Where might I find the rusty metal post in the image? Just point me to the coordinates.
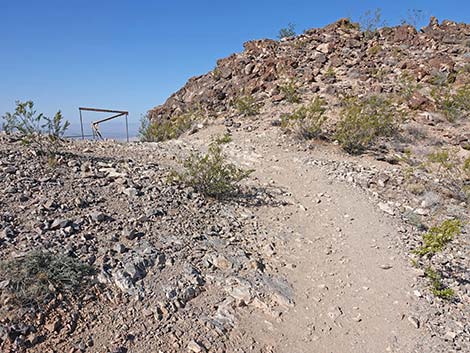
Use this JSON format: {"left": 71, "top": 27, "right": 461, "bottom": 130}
{"left": 79, "top": 109, "right": 84, "bottom": 140}
{"left": 125, "top": 113, "right": 129, "bottom": 142}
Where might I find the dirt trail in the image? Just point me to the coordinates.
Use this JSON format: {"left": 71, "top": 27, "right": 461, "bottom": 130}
{"left": 187, "top": 124, "right": 426, "bottom": 353}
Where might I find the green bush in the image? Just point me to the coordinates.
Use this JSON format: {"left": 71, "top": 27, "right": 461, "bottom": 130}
{"left": 414, "top": 219, "right": 461, "bottom": 256}
{"left": 214, "top": 133, "right": 232, "bottom": 144}
{"left": 324, "top": 67, "right": 336, "bottom": 79}
{"left": 400, "top": 9, "right": 425, "bottom": 29}
{"left": 359, "top": 8, "right": 386, "bottom": 38}
{"left": 335, "top": 95, "right": 401, "bottom": 154}
{"left": 281, "top": 97, "right": 328, "bottom": 139}
{"left": 424, "top": 267, "right": 455, "bottom": 300}
{"left": 139, "top": 112, "right": 194, "bottom": 142}
{"left": 0, "top": 250, "right": 93, "bottom": 308}
{"left": 278, "top": 23, "right": 296, "bottom": 39}
{"left": 2, "top": 101, "right": 69, "bottom": 155}
{"left": 279, "top": 79, "right": 300, "bottom": 103}
{"left": 170, "top": 140, "right": 253, "bottom": 198}
{"left": 431, "top": 84, "right": 470, "bottom": 121}
{"left": 426, "top": 149, "right": 470, "bottom": 201}
{"left": 368, "top": 44, "right": 382, "bottom": 56}
{"left": 397, "top": 72, "right": 422, "bottom": 102}
{"left": 234, "top": 95, "right": 261, "bottom": 117}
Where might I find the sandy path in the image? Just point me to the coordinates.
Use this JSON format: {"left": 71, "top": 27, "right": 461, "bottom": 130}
{"left": 189, "top": 124, "right": 423, "bottom": 353}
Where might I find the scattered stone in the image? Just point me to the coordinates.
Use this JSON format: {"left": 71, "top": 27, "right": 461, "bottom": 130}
{"left": 408, "top": 316, "right": 420, "bottom": 329}
{"left": 188, "top": 340, "right": 207, "bottom": 352}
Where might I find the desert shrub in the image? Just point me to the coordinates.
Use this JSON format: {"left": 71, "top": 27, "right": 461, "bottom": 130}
{"left": 324, "top": 67, "right": 336, "bottom": 79}
{"left": 234, "top": 95, "right": 261, "bottom": 117}
{"left": 279, "top": 79, "right": 300, "bottom": 103}
{"left": 170, "top": 140, "right": 254, "bottom": 198}
{"left": 278, "top": 23, "right": 296, "bottom": 39}
{"left": 335, "top": 95, "right": 402, "bottom": 154}
{"left": 431, "top": 84, "right": 470, "bottom": 121}
{"left": 424, "top": 267, "right": 455, "bottom": 300}
{"left": 414, "top": 219, "right": 461, "bottom": 256}
{"left": 2, "top": 101, "right": 69, "bottom": 155}
{"left": 340, "top": 18, "right": 360, "bottom": 31}
{"left": 368, "top": 44, "right": 382, "bottom": 56}
{"left": 425, "top": 149, "right": 470, "bottom": 201}
{"left": 139, "top": 112, "right": 195, "bottom": 142}
{"left": 0, "top": 250, "right": 93, "bottom": 308}
{"left": 281, "top": 97, "right": 328, "bottom": 139}
{"left": 397, "top": 73, "right": 422, "bottom": 102}
{"left": 429, "top": 71, "right": 452, "bottom": 87}
{"left": 359, "top": 8, "right": 386, "bottom": 38}
{"left": 400, "top": 9, "right": 425, "bottom": 28}
{"left": 214, "top": 133, "right": 232, "bottom": 145}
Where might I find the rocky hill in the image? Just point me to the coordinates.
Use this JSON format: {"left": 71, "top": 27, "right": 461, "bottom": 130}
{"left": 149, "top": 17, "right": 470, "bottom": 157}
{"left": 1, "top": 17, "right": 469, "bottom": 353}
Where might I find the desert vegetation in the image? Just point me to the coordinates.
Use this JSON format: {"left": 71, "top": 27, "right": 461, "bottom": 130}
{"left": 281, "top": 97, "right": 327, "bottom": 139}
{"left": 170, "top": 139, "right": 253, "bottom": 198}
{"left": 335, "top": 95, "right": 402, "bottom": 154}
{"left": 0, "top": 250, "right": 93, "bottom": 309}
{"left": 2, "top": 100, "right": 69, "bottom": 156}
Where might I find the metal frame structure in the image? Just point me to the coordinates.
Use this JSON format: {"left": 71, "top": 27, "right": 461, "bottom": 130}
{"left": 78, "top": 107, "right": 129, "bottom": 142}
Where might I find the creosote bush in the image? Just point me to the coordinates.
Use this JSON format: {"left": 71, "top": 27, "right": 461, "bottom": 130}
{"left": 279, "top": 79, "right": 300, "bottom": 103}
{"left": 234, "top": 95, "right": 261, "bottom": 117}
{"left": 335, "top": 95, "right": 401, "bottom": 154}
{"left": 400, "top": 9, "right": 425, "bottom": 29}
{"left": 426, "top": 149, "right": 470, "bottom": 201}
{"left": 139, "top": 111, "right": 195, "bottom": 142}
{"left": 414, "top": 219, "right": 461, "bottom": 256}
{"left": 2, "top": 101, "right": 70, "bottom": 156}
{"left": 359, "top": 8, "right": 386, "bottom": 38}
{"left": 278, "top": 23, "right": 296, "bottom": 39}
{"left": 397, "top": 72, "right": 422, "bottom": 102}
{"left": 170, "top": 140, "right": 254, "bottom": 198}
{"left": 0, "top": 250, "right": 93, "bottom": 308}
{"left": 214, "top": 133, "right": 232, "bottom": 145}
{"left": 281, "top": 97, "right": 328, "bottom": 139}
{"left": 424, "top": 267, "right": 455, "bottom": 300}
{"left": 431, "top": 84, "right": 470, "bottom": 122}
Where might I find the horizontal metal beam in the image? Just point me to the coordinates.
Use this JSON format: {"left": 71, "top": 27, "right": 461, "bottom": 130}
{"left": 92, "top": 112, "right": 127, "bottom": 125}
{"left": 79, "top": 107, "right": 128, "bottom": 114}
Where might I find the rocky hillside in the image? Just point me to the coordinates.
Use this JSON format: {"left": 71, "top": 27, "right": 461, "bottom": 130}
{"left": 1, "top": 16, "right": 470, "bottom": 353}
{"left": 149, "top": 17, "right": 470, "bottom": 156}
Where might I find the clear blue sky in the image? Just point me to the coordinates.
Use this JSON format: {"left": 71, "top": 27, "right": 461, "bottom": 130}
{"left": 1, "top": 0, "right": 469, "bottom": 138}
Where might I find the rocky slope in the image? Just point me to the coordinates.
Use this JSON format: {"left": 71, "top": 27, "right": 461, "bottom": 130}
{"left": 149, "top": 17, "right": 470, "bottom": 157}
{"left": 1, "top": 16, "right": 469, "bottom": 353}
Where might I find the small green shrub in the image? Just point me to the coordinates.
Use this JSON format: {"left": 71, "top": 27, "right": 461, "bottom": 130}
{"left": 140, "top": 112, "right": 194, "bottom": 142}
{"left": 281, "top": 97, "right": 328, "bottom": 139}
{"left": 400, "top": 9, "right": 425, "bottom": 29}
{"left": 2, "top": 101, "right": 69, "bottom": 155}
{"left": 414, "top": 219, "right": 461, "bottom": 256}
{"left": 324, "top": 67, "right": 336, "bottom": 79}
{"left": 426, "top": 149, "right": 470, "bottom": 201}
{"left": 431, "top": 84, "right": 470, "bottom": 121}
{"left": 335, "top": 95, "right": 401, "bottom": 154}
{"left": 368, "top": 44, "right": 382, "bottom": 56}
{"left": 424, "top": 267, "right": 455, "bottom": 300}
{"left": 214, "top": 133, "right": 232, "bottom": 144}
{"left": 170, "top": 140, "right": 254, "bottom": 198}
{"left": 234, "top": 95, "right": 261, "bottom": 117}
{"left": 359, "top": 8, "right": 386, "bottom": 38}
{"left": 397, "top": 73, "right": 422, "bottom": 102}
{"left": 278, "top": 23, "right": 296, "bottom": 39}
{"left": 429, "top": 71, "right": 451, "bottom": 87}
{"left": 279, "top": 79, "right": 300, "bottom": 103}
{"left": 0, "top": 250, "right": 93, "bottom": 308}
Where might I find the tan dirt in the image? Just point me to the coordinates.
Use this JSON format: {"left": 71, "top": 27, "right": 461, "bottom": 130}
{"left": 185, "top": 122, "right": 427, "bottom": 353}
